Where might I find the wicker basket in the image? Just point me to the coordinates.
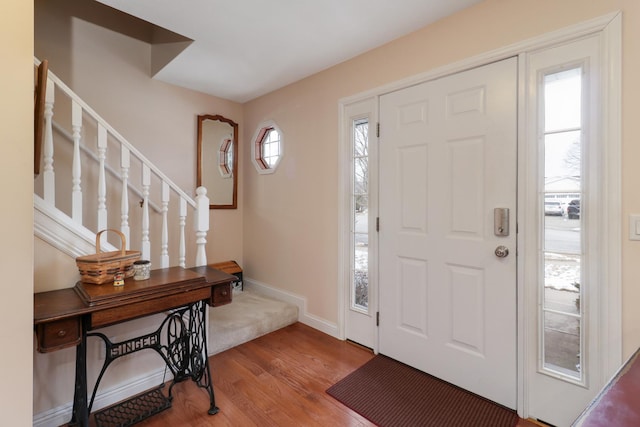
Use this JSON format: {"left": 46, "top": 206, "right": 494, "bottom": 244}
{"left": 76, "top": 229, "right": 141, "bottom": 285}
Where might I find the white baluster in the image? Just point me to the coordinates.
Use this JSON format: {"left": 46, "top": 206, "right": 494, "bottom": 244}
{"left": 120, "top": 146, "right": 130, "bottom": 248}
{"left": 71, "top": 100, "right": 83, "bottom": 223}
{"left": 97, "top": 124, "right": 107, "bottom": 231}
{"left": 179, "top": 197, "right": 187, "bottom": 268}
{"left": 43, "top": 77, "right": 55, "bottom": 204}
{"left": 141, "top": 164, "right": 151, "bottom": 261}
{"left": 194, "top": 186, "right": 209, "bottom": 267}
{"left": 160, "top": 181, "right": 170, "bottom": 268}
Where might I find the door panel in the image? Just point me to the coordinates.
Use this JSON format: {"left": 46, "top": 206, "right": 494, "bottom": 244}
{"left": 379, "top": 57, "right": 518, "bottom": 408}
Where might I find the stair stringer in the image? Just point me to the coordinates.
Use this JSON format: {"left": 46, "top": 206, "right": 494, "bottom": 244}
{"left": 34, "top": 194, "right": 117, "bottom": 258}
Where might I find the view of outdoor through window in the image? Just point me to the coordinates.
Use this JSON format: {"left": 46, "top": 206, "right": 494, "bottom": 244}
{"left": 542, "top": 67, "right": 583, "bottom": 380}
{"left": 352, "top": 119, "right": 369, "bottom": 310}
{"left": 262, "top": 128, "right": 281, "bottom": 168}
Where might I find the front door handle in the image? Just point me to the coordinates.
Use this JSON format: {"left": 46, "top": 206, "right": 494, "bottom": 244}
{"left": 495, "top": 245, "right": 509, "bottom": 258}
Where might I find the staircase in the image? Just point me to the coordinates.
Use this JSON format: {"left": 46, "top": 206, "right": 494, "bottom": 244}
{"left": 32, "top": 58, "right": 299, "bottom": 427}
{"left": 34, "top": 58, "right": 210, "bottom": 270}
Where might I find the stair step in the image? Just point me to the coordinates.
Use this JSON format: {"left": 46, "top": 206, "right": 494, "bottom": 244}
{"left": 208, "top": 291, "right": 298, "bottom": 355}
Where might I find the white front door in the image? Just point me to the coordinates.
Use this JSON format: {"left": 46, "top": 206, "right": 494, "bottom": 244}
{"left": 378, "top": 57, "right": 518, "bottom": 408}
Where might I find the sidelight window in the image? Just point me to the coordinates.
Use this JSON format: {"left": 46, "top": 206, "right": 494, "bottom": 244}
{"left": 352, "top": 118, "right": 369, "bottom": 310}
{"left": 540, "top": 66, "right": 584, "bottom": 381}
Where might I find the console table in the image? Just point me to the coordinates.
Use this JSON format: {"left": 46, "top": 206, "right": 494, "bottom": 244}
{"left": 34, "top": 266, "right": 235, "bottom": 427}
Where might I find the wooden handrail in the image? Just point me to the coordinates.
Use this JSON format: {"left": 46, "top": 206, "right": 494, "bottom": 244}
{"left": 34, "top": 58, "right": 197, "bottom": 208}
{"left": 34, "top": 57, "right": 209, "bottom": 268}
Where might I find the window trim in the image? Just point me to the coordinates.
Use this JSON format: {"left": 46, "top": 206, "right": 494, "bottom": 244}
{"left": 251, "top": 120, "right": 283, "bottom": 174}
{"left": 538, "top": 61, "right": 587, "bottom": 384}
{"left": 520, "top": 18, "right": 621, "bottom": 422}
{"left": 350, "top": 117, "right": 370, "bottom": 314}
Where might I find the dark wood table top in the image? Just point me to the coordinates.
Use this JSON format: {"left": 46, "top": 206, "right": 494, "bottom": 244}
{"left": 189, "top": 265, "right": 238, "bottom": 285}
{"left": 34, "top": 287, "right": 92, "bottom": 324}
{"left": 34, "top": 266, "right": 236, "bottom": 325}
{"left": 74, "top": 266, "right": 206, "bottom": 306}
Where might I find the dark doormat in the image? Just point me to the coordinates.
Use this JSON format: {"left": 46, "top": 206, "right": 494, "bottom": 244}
{"left": 327, "top": 355, "right": 519, "bottom": 427}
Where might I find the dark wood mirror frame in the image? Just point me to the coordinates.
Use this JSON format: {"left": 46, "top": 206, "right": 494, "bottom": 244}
{"left": 197, "top": 114, "right": 238, "bottom": 209}
{"left": 34, "top": 60, "right": 48, "bottom": 175}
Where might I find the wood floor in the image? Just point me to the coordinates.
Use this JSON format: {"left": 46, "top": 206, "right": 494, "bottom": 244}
{"left": 131, "top": 322, "right": 539, "bottom": 427}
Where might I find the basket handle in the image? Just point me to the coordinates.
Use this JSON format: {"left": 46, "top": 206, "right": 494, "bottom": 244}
{"left": 95, "top": 229, "right": 127, "bottom": 255}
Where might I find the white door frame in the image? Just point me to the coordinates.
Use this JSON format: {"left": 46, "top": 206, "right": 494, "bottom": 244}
{"left": 337, "top": 11, "right": 621, "bottom": 418}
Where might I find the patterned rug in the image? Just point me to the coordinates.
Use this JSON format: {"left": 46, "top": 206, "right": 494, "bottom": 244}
{"left": 327, "top": 355, "right": 519, "bottom": 427}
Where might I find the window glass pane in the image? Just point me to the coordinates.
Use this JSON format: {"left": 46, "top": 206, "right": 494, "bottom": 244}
{"left": 544, "top": 68, "right": 581, "bottom": 132}
{"left": 354, "top": 121, "right": 368, "bottom": 157}
{"left": 252, "top": 123, "right": 283, "bottom": 172}
{"left": 544, "top": 131, "right": 581, "bottom": 184}
{"left": 266, "top": 129, "right": 279, "bottom": 144}
{"left": 354, "top": 161, "right": 367, "bottom": 195}
{"left": 544, "top": 211, "right": 581, "bottom": 253}
{"left": 541, "top": 67, "right": 583, "bottom": 381}
{"left": 354, "top": 194, "right": 368, "bottom": 216}
{"left": 260, "top": 129, "right": 281, "bottom": 168}
{"left": 353, "top": 233, "right": 368, "bottom": 309}
{"left": 544, "top": 253, "right": 581, "bottom": 305}
{"left": 352, "top": 119, "right": 369, "bottom": 311}
{"left": 543, "top": 311, "right": 581, "bottom": 376}
{"left": 353, "top": 269, "right": 368, "bottom": 309}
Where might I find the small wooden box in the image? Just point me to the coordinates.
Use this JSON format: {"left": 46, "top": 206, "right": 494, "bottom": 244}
{"left": 209, "top": 260, "right": 243, "bottom": 291}
{"left": 189, "top": 264, "right": 239, "bottom": 307}
{"left": 211, "top": 282, "right": 232, "bottom": 307}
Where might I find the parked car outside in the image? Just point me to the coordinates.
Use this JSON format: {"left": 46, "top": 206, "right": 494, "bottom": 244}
{"left": 545, "top": 201, "right": 564, "bottom": 216}
{"left": 567, "top": 199, "right": 580, "bottom": 219}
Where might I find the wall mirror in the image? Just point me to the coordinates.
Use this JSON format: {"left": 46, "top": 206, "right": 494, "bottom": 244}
{"left": 197, "top": 114, "right": 238, "bottom": 209}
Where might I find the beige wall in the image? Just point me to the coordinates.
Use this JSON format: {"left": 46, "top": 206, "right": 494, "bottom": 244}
{"left": 1, "top": 0, "right": 34, "bottom": 423}
{"left": 242, "top": 0, "right": 640, "bottom": 356}
{"left": 34, "top": 0, "right": 243, "bottom": 270}
{"left": 34, "top": 0, "right": 244, "bottom": 269}
{"left": 26, "top": 0, "right": 640, "bottom": 419}
{"left": 32, "top": 1, "right": 246, "bottom": 417}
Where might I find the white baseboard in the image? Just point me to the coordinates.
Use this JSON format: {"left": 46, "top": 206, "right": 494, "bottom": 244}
{"left": 244, "top": 277, "right": 340, "bottom": 339}
{"left": 33, "top": 367, "right": 166, "bottom": 427}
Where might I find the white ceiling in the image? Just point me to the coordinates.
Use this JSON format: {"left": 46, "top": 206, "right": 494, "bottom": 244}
{"left": 96, "top": 0, "right": 482, "bottom": 103}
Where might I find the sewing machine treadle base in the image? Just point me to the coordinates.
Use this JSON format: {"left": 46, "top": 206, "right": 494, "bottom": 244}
{"left": 93, "top": 385, "right": 171, "bottom": 427}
